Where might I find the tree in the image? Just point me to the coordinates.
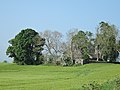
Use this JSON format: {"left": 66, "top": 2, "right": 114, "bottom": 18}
{"left": 95, "top": 21, "right": 118, "bottom": 62}
{"left": 70, "top": 30, "right": 94, "bottom": 64}
{"left": 86, "top": 31, "right": 95, "bottom": 57}
{"left": 66, "top": 29, "right": 78, "bottom": 64}
{"left": 6, "top": 29, "right": 45, "bottom": 65}
{"left": 65, "top": 29, "right": 94, "bottom": 65}
{"left": 40, "top": 30, "right": 63, "bottom": 64}
{"left": 72, "top": 31, "right": 87, "bottom": 63}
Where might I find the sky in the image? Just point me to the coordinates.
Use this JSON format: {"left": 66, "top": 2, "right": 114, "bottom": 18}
{"left": 0, "top": 0, "right": 120, "bottom": 62}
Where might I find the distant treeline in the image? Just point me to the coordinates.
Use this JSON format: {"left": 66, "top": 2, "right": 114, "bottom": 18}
{"left": 6, "top": 21, "right": 120, "bottom": 65}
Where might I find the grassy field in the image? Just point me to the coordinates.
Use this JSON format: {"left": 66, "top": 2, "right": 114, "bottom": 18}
{"left": 0, "top": 63, "right": 120, "bottom": 90}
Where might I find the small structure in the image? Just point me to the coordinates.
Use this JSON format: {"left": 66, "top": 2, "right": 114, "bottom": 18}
{"left": 75, "top": 59, "right": 84, "bottom": 65}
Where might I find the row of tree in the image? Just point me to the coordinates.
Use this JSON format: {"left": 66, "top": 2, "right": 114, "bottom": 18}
{"left": 6, "top": 21, "right": 120, "bottom": 65}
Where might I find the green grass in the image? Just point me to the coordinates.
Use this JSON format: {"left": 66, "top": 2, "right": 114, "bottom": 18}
{"left": 0, "top": 63, "right": 120, "bottom": 90}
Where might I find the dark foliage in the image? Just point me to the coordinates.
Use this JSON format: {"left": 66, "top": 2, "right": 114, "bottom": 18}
{"left": 6, "top": 29, "right": 45, "bottom": 65}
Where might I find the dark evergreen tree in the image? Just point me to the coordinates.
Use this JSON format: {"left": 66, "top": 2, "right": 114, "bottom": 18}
{"left": 6, "top": 29, "right": 45, "bottom": 65}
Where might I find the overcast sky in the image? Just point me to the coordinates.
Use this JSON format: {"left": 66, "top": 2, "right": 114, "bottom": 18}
{"left": 0, "top": 0, "right": 120, "bottom": 62}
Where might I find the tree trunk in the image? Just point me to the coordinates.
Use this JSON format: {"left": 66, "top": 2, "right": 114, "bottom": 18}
{"left": 97, "top": 52, "right": 99, "bottom": 61}
{"left": 71, "top": 41, "right": 75, "bottom": 64}
{"left": 45, "top": 44, "right": 54, "bottom": 57}
{"left": 96, "top": 45, "right": 100, "bottom": 61}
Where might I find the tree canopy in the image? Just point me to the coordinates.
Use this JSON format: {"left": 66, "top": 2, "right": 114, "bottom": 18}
{"left": 95, "top": 22, "right": 119, "bottom": 62}
{"left": 71, "top": 31, "right": 94, "bottom": 63}
{"left": 6, "top": 29, "right": 45, "bottom": 65}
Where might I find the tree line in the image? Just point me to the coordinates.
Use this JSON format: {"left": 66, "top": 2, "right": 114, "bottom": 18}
{"left": 6, "top": 21, "right": 120, "bottom": 65}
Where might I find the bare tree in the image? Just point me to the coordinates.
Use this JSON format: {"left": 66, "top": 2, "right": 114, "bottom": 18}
{"left": 66, "top": 29, "right": 78, "bottom": 64}
{"left": 40, "top": 30, "right": 63, "bottom": 63}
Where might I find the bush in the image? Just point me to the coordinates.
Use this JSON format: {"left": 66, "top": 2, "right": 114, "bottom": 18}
{"left": 81, "top": 81, "right": 101, "bottom": 90}
{"left": 56, "top": 60, "right": 61, "bottom": 65}
{"left": 63, "top": 57, "right": 72, "bottom": 66}
{"left": 3, "top": 60, "right": 8, "bottom": 63}
{"left": 81, "top": 77, "right": 120, "bottom": 90}
{"left": 82, "top": 54, "right": 89, "bottom": 60}
{"left": 113, "top": 77, "right": 120, "bottom": 90}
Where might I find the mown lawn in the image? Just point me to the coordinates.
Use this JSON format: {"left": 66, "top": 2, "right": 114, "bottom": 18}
{"left": 0, "top": 63, "right": 120, "bottom": 90}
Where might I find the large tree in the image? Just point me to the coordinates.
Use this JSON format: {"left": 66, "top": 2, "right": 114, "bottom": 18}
{"left": 95, "top": 22, "right": 118, "bottom": 62}
{"left": 71, "top": 30, "right": 94, "bottom": 64}
{"left": 40, "top": 30, "right": 63, "bottom": 64}
{"left": 6, "top": 29, "right": 45, "bottom": 65}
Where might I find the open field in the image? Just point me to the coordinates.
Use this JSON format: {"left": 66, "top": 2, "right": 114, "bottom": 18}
{"left": 0, "top": 63, "right": 120, "bottom": 90}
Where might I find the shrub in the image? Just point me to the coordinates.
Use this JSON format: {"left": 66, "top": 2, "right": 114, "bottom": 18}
{"left": 56, "top": 61, "right": 61, "bottom": 65}
{"left": 3, "top": 60, "right": 8, "bottom": 63}
{"left": 81, "top": 77, "right": 120, "bottom": 90}
{"left": 81, "top": 81, "right": 101, "bottom": 90}
{"left": 113, "top": 77, "right": 120, "bottom": 90}
{"left": 63, "top": 57, "right": 72, "bottom": 66}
